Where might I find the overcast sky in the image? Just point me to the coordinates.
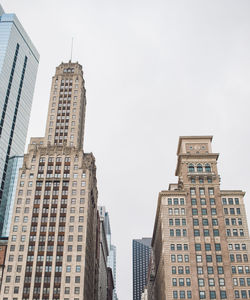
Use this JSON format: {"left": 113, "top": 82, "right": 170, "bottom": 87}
{"left": 2, "top": 1, "right": 250, "bottom": 299}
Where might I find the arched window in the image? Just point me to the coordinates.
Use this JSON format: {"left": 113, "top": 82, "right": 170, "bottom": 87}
{"left": 188, "top": 164, "right": 194, "bottom": 173}
{"left": 197, "top": 164, "right": 203, "bottom": 172}
{"left": 205, "top": 164, "right": 211, "bottom": 173}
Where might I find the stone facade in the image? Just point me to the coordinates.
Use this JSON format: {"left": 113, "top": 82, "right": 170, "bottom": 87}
{"left": 0, "top": 62, "right": 99, "bottom": 299}
{"left": 0, "top": 238, "right": 8, "bottom": 290}
{"left": 149, "top": 136, "right": 250, "bottom": 300}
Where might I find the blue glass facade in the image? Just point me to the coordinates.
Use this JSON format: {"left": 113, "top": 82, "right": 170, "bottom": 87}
{"left": 0, "top": 6, "right": 39, "bottom": 202}
{"left": 0, "top": 155, "right": 23, "bottom": 236}
{"left": 133, "top": 238, "right": 151, "bottom": 300}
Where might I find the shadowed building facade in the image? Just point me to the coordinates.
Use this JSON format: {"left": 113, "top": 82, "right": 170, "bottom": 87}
{"left": 0, "top": 62, "right": 98, "bottom": 299}
{"left": 148, "top": 136, "right": 250, "bottom": 300}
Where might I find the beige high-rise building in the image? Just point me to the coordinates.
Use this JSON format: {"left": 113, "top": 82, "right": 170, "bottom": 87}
{"left": 148, "top": 136, "right": 250, "bottom": 300}
{"left": 0, "top": 62, "right": 99, "bottom": 300}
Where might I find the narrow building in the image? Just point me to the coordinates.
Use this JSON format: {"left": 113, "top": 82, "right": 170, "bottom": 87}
{"left": 133, "top": 238, "right": 151, "bottom": 300}
{"left": 149, "top": 136, "right": 250, "bottom": 300}
{"left": 0, "top": 62, "right": 98, "bottom": 300}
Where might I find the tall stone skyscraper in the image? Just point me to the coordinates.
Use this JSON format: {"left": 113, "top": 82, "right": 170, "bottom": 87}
{"left": 148, "top": 136, "right": 250, "bottom": 300}
{"left": 0, "top": 5, "right": 39, "bottom": 204}
{"left": 133, "top": 238, "right": 151, "bottom": 300}
{"left": 0, "top": 62, "right": 98, "bottom": 299}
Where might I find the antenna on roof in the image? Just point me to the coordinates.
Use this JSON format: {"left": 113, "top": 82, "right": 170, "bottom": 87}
{"left": 70, "top": 37, "right": 74, "bottom": 62}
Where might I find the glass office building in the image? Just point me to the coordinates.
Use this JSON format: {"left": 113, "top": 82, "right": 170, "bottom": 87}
{"left": 0, "top": 5, "right": 39, "bottom": 203}
{"left": 133, "top": 238, "right": 151, "bottom": 300}
{"left": 0, "top": 156, "right": 23, "bottom": 236}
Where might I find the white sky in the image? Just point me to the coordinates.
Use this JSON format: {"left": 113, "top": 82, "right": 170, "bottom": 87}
{"left": 2, "top": 1, "right": 250, "bottom": 299}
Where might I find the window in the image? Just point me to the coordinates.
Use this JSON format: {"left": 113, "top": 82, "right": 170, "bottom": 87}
{"left": 213, "top": 229, "right": 219, "bottom": 236}
{"left": 201, "top": 208, "right": 207, "bottom": 215}
{"left": 210, "top": 198, "right": 215, "bottom": 205}
{"left": 188, "top": 164, "right": 194, "bottom": 172}
{"left": 206, "top": 255, "right": 212, "bottom": 262}
{"left": 197, "top": 164, "right": 203, "bottom": 172}
{"left": 212, "top": 219, "right": 218, "bottom": 226}
{"left": 180, "top": 291, "right": 185, "bottom": 299}
{"left": 199, "top": 188, "right": 205, "bottom": 195}
{"left": 196, "top": 255, "right": 202, "bottom": 262}
{"left": 195, "top": 244, "right": 201, "bottom": 251}
{"left": 199, "top": 291, "right": 206, "bottom": 299}
{"left": 210, "top": 291, "right": 216, "bottom": 299}
{"left": 192, "top": 209, "right": 198, "bottom": 216}
{"left": 200, "top": 198, "right": 206, "bottom": 205}
{"left": 194, "top": 229, "right": 200, "bottom": 236}
{"left": 193, "top": 219, "right": 199, "bottom": 226}
{"left": 202, "top": 219, "right": 208, "bottom": 226}
{"left": 76, "top": 265, "right": 81, "bottom": 272}
{"left": 173, "top": 291, "right": 178, "bottom": 299}
{"left": 211, "top": 208, "right": 217, "bottom": 215}
{"left": 215, "top": 243, "right": 221, "bottom": 251}
{"left": 207, "top": 266, "right": 214, "bottom": 274}
{"left": 220, "top": 291, "right": 227, "bottom": 299}
{"left": 197, "top": 267, "right": 203, "bottom": 274}
{"left": 204, "top": 229, "right": 210, "bottom": 236}
{"left": 216, "top": 255, "right": 222, "bottom": 262}
{"left": 190, "top": 188, "right": 196, "bottom": 195}
{"left": 205, "top": 164, "right": 211, "bottom": 172}
{"left": 208, "top": 188, "right": 214, "bottom": 195}
{"left": 191, "top": 198, "right": 197, "bottom": 205}
{"left": 172, "top": 278, "right": 177, "bottom": 286}
{"left": 205, "top": 243, "right": 211, "bottom": 251}
{"left": 218, "top": 278, "right": 225, "bottom": 286}
{"left": 198, "top": 279, "right": 204, "bottom": 286}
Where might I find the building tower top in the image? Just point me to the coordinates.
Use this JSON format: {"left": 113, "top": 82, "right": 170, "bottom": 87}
{"left": 177, "top": 136, "right": 213, "bottom": 155}
{"left": 44, "top": 61, "right": 86, "bottom": 150}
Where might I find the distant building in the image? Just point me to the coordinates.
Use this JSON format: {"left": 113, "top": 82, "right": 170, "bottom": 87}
{"left": 0, "top": 156, "right": 23, "bottom": 236}
{"left": 98, "top": 217, "right": 109, "bottom": 300}
{"left": 99, "top": 206, "right": 118, "bottom": 300}
{"left": 132, "top": 238, "right": 151, "bottom": 300}
{"left": 107, "top": 267, "right": 114, "bottom": 300}
{"left": 0, "top": 5, "right": 39, "bottom": 204}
